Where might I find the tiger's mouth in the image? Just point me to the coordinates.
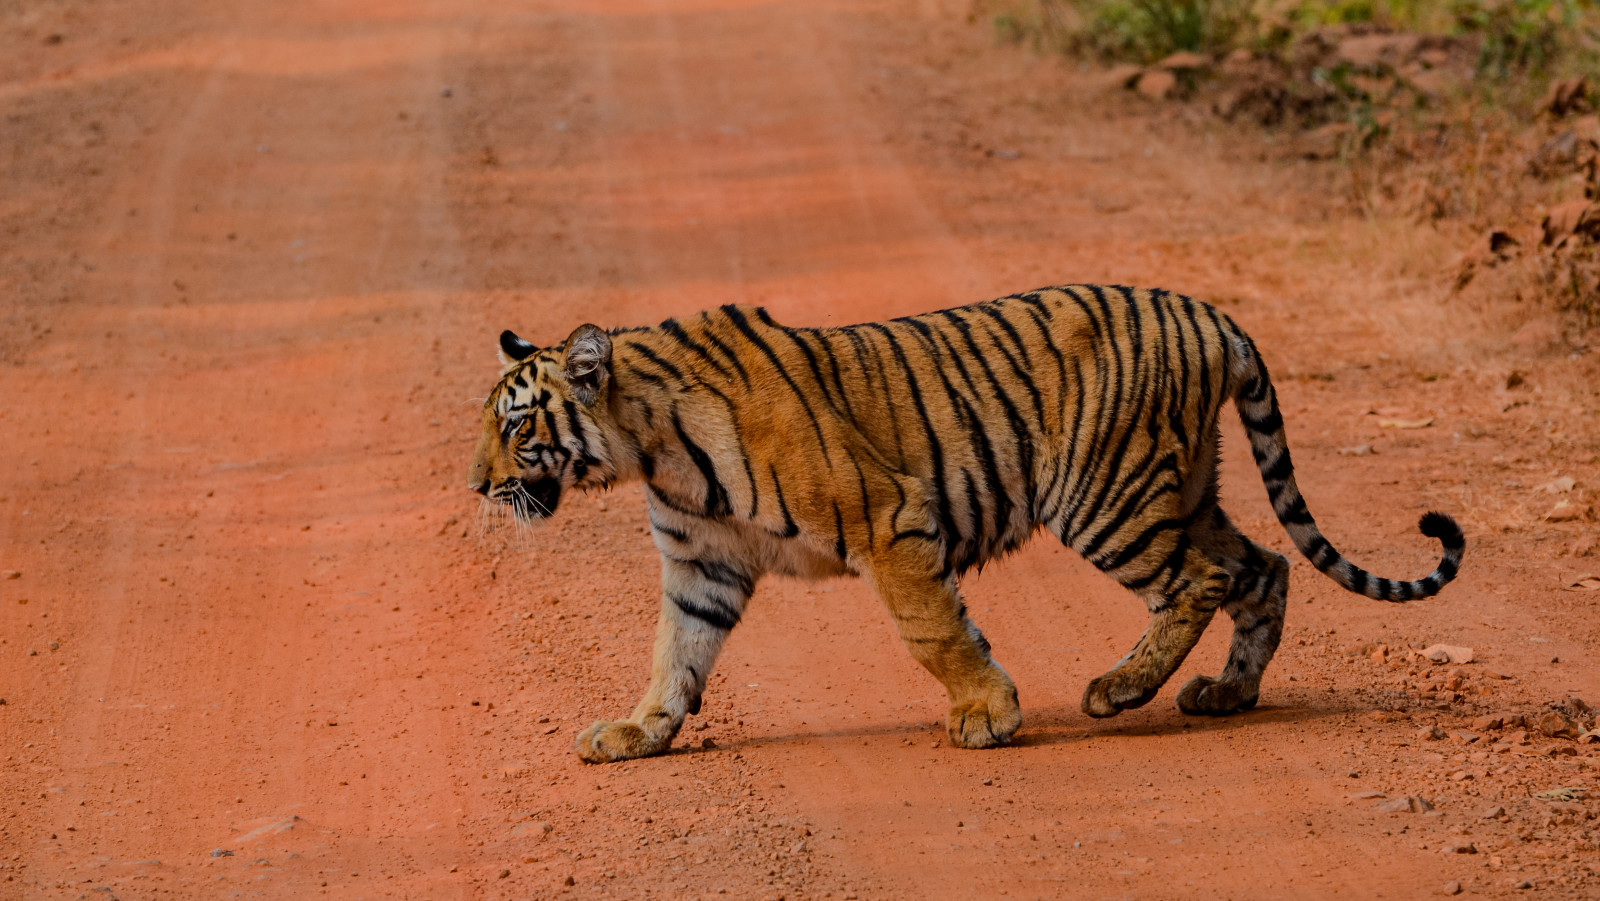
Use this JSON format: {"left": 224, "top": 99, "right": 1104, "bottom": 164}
{"left": 499, "top": 476, "right": 562, "bottom": 521}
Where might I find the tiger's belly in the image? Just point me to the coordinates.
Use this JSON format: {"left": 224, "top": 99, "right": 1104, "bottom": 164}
{"left": 648, "top": 499, "right": 855, "bottom": 582}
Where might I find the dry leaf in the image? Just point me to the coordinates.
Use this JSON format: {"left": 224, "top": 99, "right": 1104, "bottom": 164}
{"left": 1378, "top": 417, "right": 1434, "bottom": 430}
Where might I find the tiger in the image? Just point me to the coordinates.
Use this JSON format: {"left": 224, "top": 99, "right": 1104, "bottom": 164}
{"left": 467, "top": 285, "right": 1464, "bottom": 763}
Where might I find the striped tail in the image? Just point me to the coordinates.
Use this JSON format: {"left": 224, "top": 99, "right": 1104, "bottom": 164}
{"left": 1230, "top": 336, "right": 1464, "bottom": 601}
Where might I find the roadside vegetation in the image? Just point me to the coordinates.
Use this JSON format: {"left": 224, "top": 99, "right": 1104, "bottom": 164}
{"left": 978, "top": 0, "right": 1600, "bottom": 324}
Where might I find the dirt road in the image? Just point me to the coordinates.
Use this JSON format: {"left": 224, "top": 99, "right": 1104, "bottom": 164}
{"left": 4, "top": 0, "right": 1598, "bottom": 898}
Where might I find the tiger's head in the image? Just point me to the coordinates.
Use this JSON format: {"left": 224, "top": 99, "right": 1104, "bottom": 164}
{"left": 468, "top": 324, "right": 616, "bottom": 522}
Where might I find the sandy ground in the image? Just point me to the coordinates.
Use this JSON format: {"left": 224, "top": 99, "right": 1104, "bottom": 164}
{"left": 3, "top": 0, "right": 1600, "bottom": 898}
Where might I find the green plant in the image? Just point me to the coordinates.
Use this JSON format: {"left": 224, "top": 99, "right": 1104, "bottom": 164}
{"left": 1074, "top": 0, "right": 1257, "bottom": 62}
{"left": 1451, "top": 0, "right": 1578, "bottom": 77}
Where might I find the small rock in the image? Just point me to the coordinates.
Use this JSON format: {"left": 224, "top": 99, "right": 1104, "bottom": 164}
{"left": 1101, "top": 63, "right": 1144, "bottom": 91}
{"left": 1471, "top": 715, "right": 1503, "bottom": 731}
{"left": 1564, "top": 573, "right": 1600, "bottom": 590}
{"left": 1422, "top": 644, "right": 1473, "bottom": 664}
{"left": 1537, "top": 711, "right": 1583, "bottom": 739}
{"left": 1136, "top": 70, "right": 1177, "bottom": 101}
{"left": 1536, "top": 476, "right": 1578, "bottom": 494}
{"left": 1443, "top": 880, "right": 1462, "bottom": 895}
{"left": 1545, "top": 500, "right": 1593, "bottom": 523}
{"left": 701, "top": 737, "right": 716, "bottom": 749}
{"left": 1540, "top": 199, "right": 1600, "bottom": 248}
{"left": 1455, "top": 228, "right": 1521, "bottom": 288}
{"left": 499, "top": 869, "right": 511, "bottom": 879}
{"left": 1443, "top": 842, "right": 1477, "bottom": 854}
{"left": 1572, "top": 535, "right": 1599, "bottom": 557}
{"left": 210, "top": 849, "right": 233, "bottom": 858}
{"left": 1379, "top": 416, "right": 1434, "bottom": 430}
{"left": 511, "top": 821, "right": 553, "bottom": 839}
{"left": 1481, "top": 805, "right": 1505, "bottom": 819}
{"left": 1296, "top": 121, "right": 1354, "bottom": 160}
{"left": 2, "top": 570, "right": 19, "bottom": 579}
{"left": 981, "top": 777, "right": 993, "bottom": 786}
{"left": 1155, "top": 51, "right": 1208, "bottom": 71}
{"left": 1419, "top": 724, "right": 1447, "bottom": 741}
{"left": 1450, "top": 731, "right": 1481, "bottom": 744}
{"left": 1514, "top": 880, "right": 1533, "bottom": 889}
{"left": 1377, "top": 796, "right": 1433, "bottom": 813}
{"left": 440, "top": 86, "right": 454, "bottom": 98}
{"left": 989, "top": 148, "right": 1020, "bottom": 161}
{"left": 1338, "top": 444, "right": 1376, "bottom": 457}
{"left": 1541, "top": 76, "right": 1590, "bottom": 118}
{"left": 1352, "top": 791, "right": 1386, "bottom": 799}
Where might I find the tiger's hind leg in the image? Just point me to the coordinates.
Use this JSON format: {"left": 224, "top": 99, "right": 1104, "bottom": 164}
{"left": 1080, "top": 529, "right": 1232, "bottom": 718}
{"left": 870, "top": 541, "right": 1021, "bottom": 749}
{"left": 1175, "top": 506, "right": 1289, "bottom": 716}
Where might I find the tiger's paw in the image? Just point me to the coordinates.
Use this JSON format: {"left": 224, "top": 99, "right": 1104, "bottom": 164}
{"left": 574, "top": 720, "right": 666, "bottom": 763}
{"left": 1175, "top": 675, "right": 1258, "bottom": 717}
{"left": 946, "top": 683, "right": 1022, "bottom": 749}
{"left": 1080, "top": 672, "right": 1159, "bottom": 719}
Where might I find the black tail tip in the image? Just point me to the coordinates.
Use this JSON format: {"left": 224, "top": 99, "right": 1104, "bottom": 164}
{"left": 1418, "top": 511, "right": 1465, "bottom": 550}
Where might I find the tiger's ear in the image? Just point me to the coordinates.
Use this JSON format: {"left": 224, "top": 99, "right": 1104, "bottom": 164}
{"left": 562, "top": 324, "right": 612, "bottom": 406}
{"left": 499, "top": 330, "right": 538, "bottom": 366}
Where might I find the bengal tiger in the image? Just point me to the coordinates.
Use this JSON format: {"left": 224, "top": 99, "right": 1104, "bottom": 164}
{"left": 467, "top": 285, "right": 1464, "bottom": 763}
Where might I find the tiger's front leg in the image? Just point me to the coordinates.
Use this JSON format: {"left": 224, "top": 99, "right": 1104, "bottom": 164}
{"left": 575, "top": 552, "right": 757, "bottom": 763}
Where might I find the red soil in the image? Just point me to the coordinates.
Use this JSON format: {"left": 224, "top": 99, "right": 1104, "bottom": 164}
{"left": 3, "top": 1, "right": 1598, "bottom": 898}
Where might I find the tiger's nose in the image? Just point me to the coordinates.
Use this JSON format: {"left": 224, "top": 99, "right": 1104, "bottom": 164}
{"left": 469, "top": 476, "right": 490, "bottom": 496}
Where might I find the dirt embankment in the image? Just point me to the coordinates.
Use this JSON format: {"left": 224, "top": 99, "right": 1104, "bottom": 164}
{"left": 2, "top": 1, "right": 1598, "bottom": 899}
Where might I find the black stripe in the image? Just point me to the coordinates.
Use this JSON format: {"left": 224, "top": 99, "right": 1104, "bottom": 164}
{"left": 672, "top": 407, "right": 731, "bottom": 517}
{"left": 722, "top": 306, "right": 832, "bottom": 459}
{"left": 768, "top": 464, "right": 800, "bottom": 538}
{"left": 650, "top": 517, "right": 689, "bottom": 543}
{"left": 659, "top": 318, "right": 732, "bottom": 380}
{"left": 627, "top": 341, "right": 687, "bottom": 381}
{"left": 669, "top": 592, "right": 739, "bottom": 631}
{"left": 1240, "top": 406, "right": 1283, "bottom": 435}
{"left": 669, "top": 556, "right": 755, "bottom": 595}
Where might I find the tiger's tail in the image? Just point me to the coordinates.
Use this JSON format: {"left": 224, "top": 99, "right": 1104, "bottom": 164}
{"left": 1228, "top": 332, "right": 1464, "bottom": 601}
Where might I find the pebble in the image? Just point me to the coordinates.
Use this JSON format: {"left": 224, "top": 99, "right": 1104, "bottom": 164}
{"left": 1419, "top": 725, "right": 1447, "bottom": 741}
{"left": 210, "top": 849, "right": 232, "bottom": 858}
{"left": 1481, "top": 806, "right": 1506, "bottom": 819}
{"left": 1443, "top": 881, "right": 1462, "bottom": 895}
{"left": 1377, "top": 796, "right": 1434, "bottom": 813}
{"left": 2, "top": 570, "right": 19, "bottom": 579}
